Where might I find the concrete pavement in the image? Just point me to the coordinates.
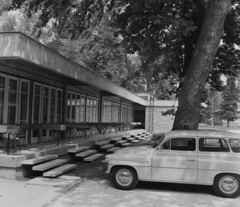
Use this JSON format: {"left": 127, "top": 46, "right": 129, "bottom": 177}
{"left": 0, "top": 176, "right": 81, "bottom": 207}
{"left": 46, "top": 178, "right": 240, "bottom": 207}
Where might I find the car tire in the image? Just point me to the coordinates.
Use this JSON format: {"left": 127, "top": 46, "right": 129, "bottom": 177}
{"left": 213, "top": 174, "right": 240, "bottom": 198}
{"left": 112, "top": 166, "right": 138, "bottom": 190}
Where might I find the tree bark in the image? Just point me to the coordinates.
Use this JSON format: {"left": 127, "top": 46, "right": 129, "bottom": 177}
{"left": 183, "top": 0, "right": 205, "bottom": 77}
{"left": 172, "top": 0, "right": 231, "bottom": 130}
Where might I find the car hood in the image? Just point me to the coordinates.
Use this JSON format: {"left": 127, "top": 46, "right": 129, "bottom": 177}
{"left": 113, "top": 146, "right": 152, "bottom": 155}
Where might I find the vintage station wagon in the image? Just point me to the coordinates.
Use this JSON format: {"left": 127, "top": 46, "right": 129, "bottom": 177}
{"left": 104, "top": 130, "right": 240, "bottom": 198}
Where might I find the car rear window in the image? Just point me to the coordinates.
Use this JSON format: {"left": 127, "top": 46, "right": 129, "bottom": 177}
{"left": 229, "top": 139, "right": 240, "bottom": 153}
{"left": 199, "top": 138, "right": 230, "bottom": 152}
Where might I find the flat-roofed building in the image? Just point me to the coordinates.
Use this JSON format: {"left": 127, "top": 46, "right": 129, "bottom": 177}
{"left": 0, "top": 32, "right": 147, "bottom": 143}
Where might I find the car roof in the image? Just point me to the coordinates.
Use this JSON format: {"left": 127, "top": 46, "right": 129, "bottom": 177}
{"left": 165, "top": 130, "right": 240, "bottom": 139}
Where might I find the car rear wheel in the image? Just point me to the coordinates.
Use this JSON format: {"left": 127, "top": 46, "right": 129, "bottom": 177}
{"left": 112, "top": 166, "right": 138, "bottom": 190}
{"left": 213, "top": 174, "right": 240, "bottom": 198}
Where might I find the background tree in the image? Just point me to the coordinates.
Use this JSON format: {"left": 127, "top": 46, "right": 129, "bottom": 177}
{"left": 46, "top": 18, "right": 144, "bottom": 89}
{"left": 199, "top": 104, "right": 212, "bottom": 124}
{"left": 0, "top": 0, "right": 12, "bottom": 14}
{"left": 0, "top": 8, "right": 55, "bottom": 44}
{"left": 54, "top": 21, "right": 129, "bottom": 86}
{"left": 199, "top": 86, "right": 212, "bottom": 124}
{"left": 220, "top": 76, "right": 239, "bottom": 127}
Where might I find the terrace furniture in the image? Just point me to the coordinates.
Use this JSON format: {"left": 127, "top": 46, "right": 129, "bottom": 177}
{"left": 32, "top": 124, "right": 66, "bottom": 145}
{"left": 0, "top": 125, "right": 20, "bottom": 155}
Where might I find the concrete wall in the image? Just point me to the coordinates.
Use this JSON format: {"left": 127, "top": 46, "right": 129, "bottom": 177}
{"left": 145, "top": 106, "right": 175, "bottom": 133}
{"left": 145, "top": 100, "right": 178, "bottom": 133}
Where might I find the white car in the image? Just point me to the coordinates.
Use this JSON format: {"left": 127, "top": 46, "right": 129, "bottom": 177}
{"left": 104, "top": 130, "right": 240, "bottom": 198}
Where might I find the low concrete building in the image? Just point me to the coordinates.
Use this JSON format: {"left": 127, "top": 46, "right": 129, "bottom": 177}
{"left": 0, "top": 32, "right": 146, "bottom": 144}
{"left": 0, "top": 32, "right": 179, "bottom": 141}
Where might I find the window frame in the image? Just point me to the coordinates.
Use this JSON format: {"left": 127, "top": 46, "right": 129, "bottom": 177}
{"left": 161, "top": 137, "right": 196, "bottom": 152}
{"left": 0, "top": 74, "right": 23, "bottom": 124}
{"left": 228, "top": 139, "right": 240, "bottom": 153}
{"left": 19, "top": 79, "right": 30, "bottom": 124}
{"left": 198, "top": 137, "right": 230, "bottom": 153}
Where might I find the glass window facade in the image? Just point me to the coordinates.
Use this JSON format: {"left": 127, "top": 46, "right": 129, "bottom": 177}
{"left": 121, "top": 105, "right": 133, "bottom": 123}
{"left": 102, "top": 101, "right": 123, "bottom": 123}
{"left": 0, "top": 74, "right": 30, "bottom": 125}
{"left": 67, "top": 91, "right": 87, "bottom": 123}
{"left": 32, "top": 82, "right": 63, "bottom": 138}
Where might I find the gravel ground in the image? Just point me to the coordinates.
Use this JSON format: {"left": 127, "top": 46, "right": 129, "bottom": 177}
{"left": 46, "top": 156, "right": 240, "bottom": 207}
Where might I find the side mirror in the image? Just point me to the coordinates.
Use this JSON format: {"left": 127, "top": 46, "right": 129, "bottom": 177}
{"left": 152, "top": 133, "right": 164, "bottom": 141}
{"left": 151, "top": 136, "right": 158, "bottom": 141}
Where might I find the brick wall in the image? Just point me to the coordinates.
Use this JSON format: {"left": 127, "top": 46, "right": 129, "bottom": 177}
{"left": 145, "top": 106, "right": 175, "bottom": 133}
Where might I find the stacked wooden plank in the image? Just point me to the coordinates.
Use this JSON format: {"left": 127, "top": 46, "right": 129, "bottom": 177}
{"left": 68, "top": 145, "right": 104, "bottom": 162}
{"left": 22, "top": 155, "right": 76, "bottom": 178}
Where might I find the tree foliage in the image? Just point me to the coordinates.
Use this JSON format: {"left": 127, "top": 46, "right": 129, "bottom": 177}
{"left": 0, "top": 0, "right": 12, "bottom": 14}
{"left": 8, "top": 0, "right": 196, "bottom": 92}
{"left": 8, "top": 0, "right": 237, "bottom": 130}
{"left": 220, "top": 76, "right": 239, "bottom": 127}
{"left": 46, "top": 19, "right": 147, "bottom": 90}
{"left": 54, "top": 20, "right": 129, "bottom": 86}
{"left": 10, "top": 0, "right": 239, "bottom": 91}
{"left": 0, "top": 8, "right": 56, "bottom": 44}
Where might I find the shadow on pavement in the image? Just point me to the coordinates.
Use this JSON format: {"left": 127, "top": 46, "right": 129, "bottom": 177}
{"left": 136, "top": 181, "right": 216, "bottom": 196}
{"left": 65, "top": 155, "right": 109, "bottom": 181}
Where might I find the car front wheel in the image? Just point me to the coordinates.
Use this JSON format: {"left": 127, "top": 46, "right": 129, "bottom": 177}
{"left": 213, "top": 174, "right": 240, "bottom": 198}
{"left": 112, "top": 166, "right": 138, "bottom": 190}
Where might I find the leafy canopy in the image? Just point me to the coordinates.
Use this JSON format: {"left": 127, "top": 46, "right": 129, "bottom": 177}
{"left": 9, "top": 0, "right": 240, "bottom": 94}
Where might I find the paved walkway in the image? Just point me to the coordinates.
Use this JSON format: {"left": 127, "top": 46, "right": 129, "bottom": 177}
{"left": 0, "top": 176, "right": 81, "bottom": 207}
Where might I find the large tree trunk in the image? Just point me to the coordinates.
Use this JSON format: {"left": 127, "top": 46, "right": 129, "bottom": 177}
{"left": 172, "top": 0, "right": 231, "bottom": 130}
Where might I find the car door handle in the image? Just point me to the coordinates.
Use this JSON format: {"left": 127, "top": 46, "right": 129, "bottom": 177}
{"left": 186, "top": 159, "right": 196, "bottom": 161}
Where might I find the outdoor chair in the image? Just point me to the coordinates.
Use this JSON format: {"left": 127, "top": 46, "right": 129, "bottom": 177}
{"left": 2, "top": 132, "right": 21, "bottom": 154}
{"left": 17, "top": 128, "right": 26, "bottom": 148}
{"left": 1, "top": 128, "right": 26, "bottom": 154}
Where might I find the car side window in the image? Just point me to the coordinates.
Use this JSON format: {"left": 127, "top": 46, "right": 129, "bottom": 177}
{"left": 199, "top": 138, "right": 230, "bottom": 152}
{"left": 162, "top": 138, "right": 196, "bottom": 151}
{"left": 229, "top": 139, "right": 240, "bottom": 153}
{"left": 171, "top": 138, "right": 196, "bottom": 151}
